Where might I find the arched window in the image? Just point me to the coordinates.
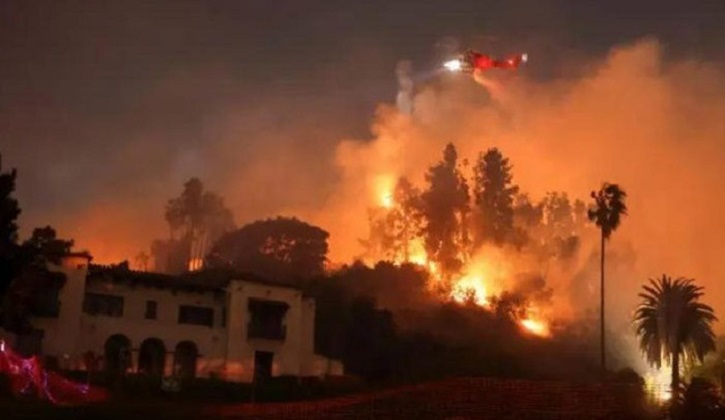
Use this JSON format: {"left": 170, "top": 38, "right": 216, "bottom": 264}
{"left": 104, "top": 334, "right": 131, "bottom": 376}
{"left": 138, "top": 338, "right": 166, "bottom": 377}
{"left": 173, "top": 341, "right": 198, "bottom": 379}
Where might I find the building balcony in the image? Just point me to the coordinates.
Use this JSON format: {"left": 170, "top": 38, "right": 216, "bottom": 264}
{"left": 247, "top": 323, "right": 286, "bottom": 341}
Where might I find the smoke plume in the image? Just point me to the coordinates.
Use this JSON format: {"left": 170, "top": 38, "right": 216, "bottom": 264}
{"left": 321, "top": 38, "right": 725, "bottom": 335}
{"left": 8, "top": 37, "right": 725, "bottom": 339}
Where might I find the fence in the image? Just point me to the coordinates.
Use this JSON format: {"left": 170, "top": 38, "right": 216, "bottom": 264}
{"left": 208, "top": 377, "right": 652, "bottom": 419}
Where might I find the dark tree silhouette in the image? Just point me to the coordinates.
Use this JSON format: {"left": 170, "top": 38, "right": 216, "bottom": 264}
{"left": 305, "top": 274, "right": 401, "bottom": 381}
{"left": 473, "top": 148, "right": 519, "bottom": 246}
{"left": 588, "top": 182, "right": 627, "bottom": 372}
{"left": 3, "top": 226, "right": 74, "bottom": 333}
{"left": 22, "top": 226, "right": 74, "bottom": 266}
{"left": 677, "top": 377, "right": 723, "bottom": 419}
{"left": 208, "top": 217, "right": 329, "bottom": 282}
{"left": 420, "top": 143, "right": 470, "bottom": 279}
{"left": 160, "top": 177, "right": 234, "bottom": 272}
{"left": 0, "top": 153, "right": 21, "bottom": 298}
{"left": 634, "top": 275, "right": 717, "bottom": 404}
{"left": 0, "top": 155, "right": 75, "bottom": 332}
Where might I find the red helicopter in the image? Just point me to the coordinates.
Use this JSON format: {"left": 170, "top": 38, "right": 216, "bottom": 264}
{"left": 444, "top": 50, "right": 528, "bottom": 73}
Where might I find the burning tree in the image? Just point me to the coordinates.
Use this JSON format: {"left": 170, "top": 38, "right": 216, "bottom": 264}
{"left": 540, "top": 192, "right": 580, "bottom": 260}
{"left": 511, "top": 193, "right": 543, "bottom": 250}
{"left": 473, "top": 147, "right": 519, "bottom": 247}
{"left": 154, "top": 177, "right": 235, "bottom": 273}
{"left": 419, "top": 143, "right": 471, "bottom": 280}
{"left": 387, "top": 177, "right": 424, "bottom": 263}
{"left": 362, "top": 177, "right": 424, "bottom": 263}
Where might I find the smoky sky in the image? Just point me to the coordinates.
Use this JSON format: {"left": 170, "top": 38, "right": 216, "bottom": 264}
{"left": 1, "top": 0, "right": 724, "bottom": 262}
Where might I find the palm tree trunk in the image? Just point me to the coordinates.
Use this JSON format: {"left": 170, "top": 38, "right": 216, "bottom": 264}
{"left": 671, "top": 351, "right": 680, "bottom": 404}
{"left": 600, "top": 229, "right": 606, "bottom": 373}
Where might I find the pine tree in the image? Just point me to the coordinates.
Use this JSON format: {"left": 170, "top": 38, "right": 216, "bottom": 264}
{"left": 473, "top": 148, "right": 519, "bottom": 246}
{"left": 420, "top": 143, "right": 470, "bottom": 278}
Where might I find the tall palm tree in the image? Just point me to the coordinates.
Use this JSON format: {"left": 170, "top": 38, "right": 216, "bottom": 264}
{"left": 633, "top": 275, "right": 717, "bottom": 402}
{"left": 588, "top": 182, "right": 627, "bottom": 372}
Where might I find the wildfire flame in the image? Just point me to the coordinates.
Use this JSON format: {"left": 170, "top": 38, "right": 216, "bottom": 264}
{"left": 372, "top": 192, "right": 553, "bottom": 340}
{"left": 380, "top": 193, "right": 394, "bottom": 209}
{"left": 644, "top": 367, "right": 672, "bottom": 403}
{"left": 406, "top": 247, "right": 551, "bottom": 338}
{"left": 451, "top": 273, "right": 489, "bottom": 306}
{"left": 520, "top": 318, "right": 551, "bottom": 337}
{"left": 188, "top": 258, "right": 204, "bottom": 272}
{"left": 375, "top": 176, "right": 396, "bottom": 210}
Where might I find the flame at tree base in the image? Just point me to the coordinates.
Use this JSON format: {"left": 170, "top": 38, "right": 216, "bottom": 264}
{"left": 370, "top": 185, "right": 553, "bottom": 340}
{"left": 379, "top": 239, "right": 553, "bottom": 340}
{"left": 644, "top": 367, "right": 672, "bottom": 403}
{"left": 520, "top": 318, "right": 551, "bottom": 337}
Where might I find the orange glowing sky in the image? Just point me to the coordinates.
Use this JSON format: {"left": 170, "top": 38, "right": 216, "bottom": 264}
{"left": 5, "top": 36, "right": 725, "bottom": 333}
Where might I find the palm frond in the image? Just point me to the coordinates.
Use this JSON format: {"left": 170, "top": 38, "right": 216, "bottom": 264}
{"left": 633, "top": 274, "right": 717, "bottom": 369}
{"left": 588, "top": 183, "right": 628, "bottom": 239}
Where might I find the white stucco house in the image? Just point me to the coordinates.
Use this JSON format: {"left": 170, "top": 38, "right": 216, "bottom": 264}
{"left": 8, "top": 253, "right": 342, "bottom": 383}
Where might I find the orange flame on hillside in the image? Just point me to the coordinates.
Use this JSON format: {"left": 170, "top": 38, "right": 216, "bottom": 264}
{"left": 188, "top": 258, "right": 204, "bottom": 272}
{"left": 375, "top": 221, "right": 552, "bottom": 337}
{"left": 520, "top": 317, "right": 551, "bottom": 337}
{"left": 451, "top": 273, "right": 489, "bottom": 306}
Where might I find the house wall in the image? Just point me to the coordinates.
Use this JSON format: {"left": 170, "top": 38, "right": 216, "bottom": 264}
{"left": 78, "top": 281, "right": 228, "bottom": 377}
{"left": 30, "top": 256, "right": 342, "bottom": 382}
{"left": 225, "top": 280, "right": 310, "bottom": 382}
{"left": 33, "top": 255, "right": 90, "bottom": 362}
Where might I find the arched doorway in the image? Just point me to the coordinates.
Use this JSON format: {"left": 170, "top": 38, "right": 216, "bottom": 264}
{"left": 173, "top": 341, "right": 198, "bottom": 379}
{"left": 138, "top": 338, "right": 166, "bottom": 377}
{"left": 104, "top": 334, "right": 131, "bottom": 376}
